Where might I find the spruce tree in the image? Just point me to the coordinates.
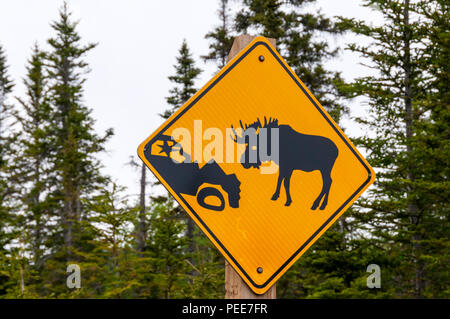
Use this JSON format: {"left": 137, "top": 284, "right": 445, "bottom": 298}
{"left": 234, "top": 0, "right": 347, "bottom": 122}
{"left": 127, "top": 156, "right": 149, "bottom": 254}
{"left": 406, "top": 0, "right": 449, "bottom": 297}
{"left": 136, "top": 163, "right": 147, "bottom": 253}
{"left": 0, "top": 44, "right": 14, "bottom": 142}
{"left": 148, "top": 198, "right": 188, "bottom": 299}
{"left": 84, "top": 183, "right": 139, "bottom": 298}
{"left": 0, "top": 43, "right": 16, "bottom": 296}
{"left": 338, "top": 0, "right": 449, "bottom": 297}
{"left": 0, "top": 44, "right": 15, "bottom": 251}
{"left": 44, "top": 3, "right": 113, "bottom": 265}
{"left": 202, "top": 0, "right": 235, "bottom": 70}
{"left": 160, "top": 39, "right": 202, "bottom": 120}
{"left": 9, "top": 45, "right": 56, "bottom": 299}
{"left": 14, "top": 44, "right": 53, "bottom": 270}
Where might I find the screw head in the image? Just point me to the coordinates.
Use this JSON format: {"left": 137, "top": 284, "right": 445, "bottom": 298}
{"left": 258, "top": 55, "right": 265, "bottom": 62}
{"left": 257, "top": 267, "right": 263, "bottom": 274}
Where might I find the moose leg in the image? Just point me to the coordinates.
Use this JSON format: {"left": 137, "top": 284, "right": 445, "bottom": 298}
{"left": 319, "top": 171, "right": 332, "bottom": 210}
{"left": 271, "top": 173, "right": 283, "bottom": 201}
{"left": 283, "top": 171, "right": 293, "bottom": 206}
{"left": 311, "top": 171, "right": 326, "bottom": 210}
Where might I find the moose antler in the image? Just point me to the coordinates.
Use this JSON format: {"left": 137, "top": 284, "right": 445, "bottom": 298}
{"left": 263, "top": 116, "right": 278, "bottom": 127}
{"left": 230, "top": 124, "right": 246, "bottom": 144}
{"left": 231, "top": 117, "right": 278, "bottom": 143}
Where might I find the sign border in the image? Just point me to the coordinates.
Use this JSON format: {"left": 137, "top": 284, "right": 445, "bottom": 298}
{"left": 138, "top": 37, "right": 375, "bottom": 293}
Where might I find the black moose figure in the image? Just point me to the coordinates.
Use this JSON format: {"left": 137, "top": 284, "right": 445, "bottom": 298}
{"left": 231, "top": 117, "right": 338, "bottom": 210}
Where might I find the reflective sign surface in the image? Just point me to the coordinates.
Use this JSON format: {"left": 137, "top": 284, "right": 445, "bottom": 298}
{"left": 138, "top": 37, "right": 375, "bottom": 294}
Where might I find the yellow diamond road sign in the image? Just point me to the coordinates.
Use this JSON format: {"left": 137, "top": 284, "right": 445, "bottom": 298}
{"left": 138, "top": 36, "right": 375, "bottom": 294}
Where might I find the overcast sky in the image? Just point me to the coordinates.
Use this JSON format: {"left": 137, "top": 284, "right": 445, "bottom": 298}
{"left": 0, "top": 0, "right": 381, "bottom": 200}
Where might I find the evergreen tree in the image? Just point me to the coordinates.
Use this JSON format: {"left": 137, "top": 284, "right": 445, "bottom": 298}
{"left": 338, "top": 0, "right": 449, "bottom": 297}
{"left": 160, "top": 40, "right": 202, "bottom": 120}
{"left": 14, "top": 44, "right": 52, "bottom": 271}
{"left": 136, "top": 163, "right": 148, "bottom": 253}
{"left": 234, "top": 0, "right": 286, "bottom": 39}
{"left": 412, "top": 0, "right": 450, "bottom": 296}
{"left": 126, "top": 156, "right": 149, "bottom": 254}
{"left": 0, "top": 43, "right": 15, "bottom": 296}
{"left": 403, "top": 0, "right": 450, "bottom": 297}
{"left": 235, "top": 0, "right": 347, "bottom": 122}
{"left": 22, "top": 5, "right": 117, "bottom": 296}
{"left": 0, "top": 44, "right": 15, "bottom": 252}
{"left": 44, "top": 3, "right": 113, "bottom": 264}
{"left": 181, "top": 230, "right": 225, "bottom": 298}
{"left": 83, "top": 183, "right": 140, "bottom": 298}
{"left": 148, "top": 198, "right": 188, "bottom": 298}
{"left": 0, "top": 45, "right": 14, "bottom": 140}
{"left": 202, "top": 0, "right": 235, "bottom": 70}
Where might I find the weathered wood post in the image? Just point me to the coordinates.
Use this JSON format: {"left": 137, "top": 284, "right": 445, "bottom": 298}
{"left": 224, "top": 34, "right": 277, "bottom": 300}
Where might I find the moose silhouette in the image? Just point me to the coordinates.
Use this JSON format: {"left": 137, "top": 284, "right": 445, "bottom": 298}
{"left": 231, "top": 117, "right": 338, "bottom": 210}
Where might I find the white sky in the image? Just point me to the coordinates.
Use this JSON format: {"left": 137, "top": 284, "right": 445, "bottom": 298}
{"left": 0, "top": 0, "right": 380, "bottom": 201}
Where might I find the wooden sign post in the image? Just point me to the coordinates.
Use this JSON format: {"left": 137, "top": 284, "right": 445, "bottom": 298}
{"left": 224, "top": 35, "right": 277, "bottom": 300}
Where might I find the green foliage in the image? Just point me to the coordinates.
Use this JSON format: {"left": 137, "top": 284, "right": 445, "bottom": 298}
{"left": 68, "top": 183, "right": 140, "bottom": 298}
{"left": 161, "top": 40, "right": 202, "bottom": 120}
{"left": 234, "top": 0, "right": 347, "bottom": 122}
{"left": 202, "top": 0, "right": 234, "bottom": 69}
{"left": 337, "top": 0, "right": 449, "bottom": 298}
{"left": 147, "top": 199, "right": 189, "bottom": 298}
{"left": 0, "top": 44, "right": 15, "bottom": 253}
{"left": 14, "top": 45, "right": 53, "bottom": 270}
{"left": 181, "top": 227, "right": 225, "bottom": 298}
{"left": 44, "top": 3, "right": 114, "bottom": 261}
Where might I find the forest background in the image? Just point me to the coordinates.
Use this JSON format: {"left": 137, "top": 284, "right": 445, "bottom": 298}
{"left": 0, "top": 0, "right": 448, "bottom": 298}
